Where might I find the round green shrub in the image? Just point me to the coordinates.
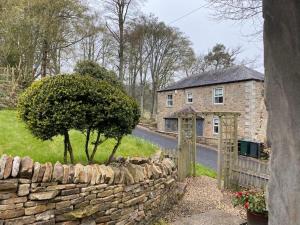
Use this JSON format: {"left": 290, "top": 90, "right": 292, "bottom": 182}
{"left": 18, "top": 74, "right": 140, "bottom": 163}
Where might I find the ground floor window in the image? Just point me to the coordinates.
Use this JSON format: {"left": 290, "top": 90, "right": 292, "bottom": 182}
{"left": 213, "top": 117, "right": 220, "bottom": 134}
{"left": 165, "top": 118, "right": 178, "bottom": 132}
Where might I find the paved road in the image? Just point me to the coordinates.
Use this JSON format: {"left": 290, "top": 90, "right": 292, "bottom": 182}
{"left": 132, "top": 127, "right": 218, "bottom": 170}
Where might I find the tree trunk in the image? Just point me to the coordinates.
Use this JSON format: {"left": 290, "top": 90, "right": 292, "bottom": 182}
{"left": 140, "top": 84, "right": 144, "bottom": 116}
{"left": 64, "top": 131, "right": 74, "bottom": 164}
{"left": 89, "top": 131, "right": 101, "bottom": 164}
{"left": 151, "top": 82, "right": 157, "bottom": 119}
{"left": 263, "top": 1, "right": 300, "bottom": 224}
{"left": 85, "top": 128, "right": 91, "bottom": 161}
{"left": 41, "top": 39, "right": 48, "bottom": 78}
{"left": 64, "top": 134, "right": 68, "bottom": 164}
{"left": 106, "top": 137, "right": 122, "bottom": 165}
{"left": 119, "top": 16, "right": 124, "bottom": 81}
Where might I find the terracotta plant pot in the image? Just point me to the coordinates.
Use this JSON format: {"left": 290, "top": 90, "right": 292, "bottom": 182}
{"left": 247, "top": 210, "right": 268, "bottom": 225}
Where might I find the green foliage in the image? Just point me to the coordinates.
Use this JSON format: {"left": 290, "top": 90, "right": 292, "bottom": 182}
{"left": 204, "top": 43, "right": 236, "bottom": 70}
{"left": 74, "top": 60, "right": 121, "bottom": 87}
{"left": 232, "top": 190, "right": 267, "bottom": 215}
{"left": 0, "top": 110, "right": 157, "bottom": 164}
{"left": 18, "top": 74, "right": 140, "bottom": 163}
{"left": 18, "top": 75, "right": 93, "bottom": 140}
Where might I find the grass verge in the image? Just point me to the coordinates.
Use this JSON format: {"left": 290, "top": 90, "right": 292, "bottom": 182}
{"left": 195, "top": 163, "right": 217, "bottom": 178}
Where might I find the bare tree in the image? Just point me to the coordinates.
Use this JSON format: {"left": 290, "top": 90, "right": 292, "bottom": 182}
{"left": 143, "top": 17, "right": 193, "bottom": 117}
{"left": 104, "top": 0, "right": 143, "bottom": 81}
{"left": 207, "top": 0, "right": 262, "bottom": 21}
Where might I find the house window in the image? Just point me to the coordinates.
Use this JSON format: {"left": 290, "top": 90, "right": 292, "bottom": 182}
{"left": 166, "top": 94, "right": 173, "bottom": 107}
{"left": 213, "top": 117, "right": 220, "bottom": 134}
{"left": 186, "top": 92, "right": 193, "bottom": 103}
{"left": 213, "top": 87, "right": 224, "bottom": 104}
{"left": 165, "top": 118, "right": 178, "bottom": 132}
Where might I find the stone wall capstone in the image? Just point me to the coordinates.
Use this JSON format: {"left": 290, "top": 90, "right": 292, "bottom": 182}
{"left": 0, "top": 155, "right": 181, "bottom": 225}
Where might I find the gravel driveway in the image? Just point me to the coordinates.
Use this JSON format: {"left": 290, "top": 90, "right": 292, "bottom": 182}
{"left": 132, "top": 126, "right": 218, "bottom": 170}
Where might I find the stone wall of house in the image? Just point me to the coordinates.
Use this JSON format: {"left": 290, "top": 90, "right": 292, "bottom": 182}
{"left": 157, "top": 81, "right": 267, "bottom": 144}
{"left": 0, "top": 155, "right": 180, "bottom": 225}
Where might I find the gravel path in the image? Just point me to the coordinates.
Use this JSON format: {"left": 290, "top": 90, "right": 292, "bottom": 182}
{"left": 164, "top": 176, "right": 246, "bottom": 224}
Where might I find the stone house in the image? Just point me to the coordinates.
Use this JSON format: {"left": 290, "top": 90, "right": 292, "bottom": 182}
{"left": 156, "top": 66, "right": 267, "bottom": 146}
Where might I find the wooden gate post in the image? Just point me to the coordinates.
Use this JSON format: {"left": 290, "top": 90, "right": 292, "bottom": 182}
{"left": 216, "top": 113, "right": 239, "bottom": 190}
{"left": 177, "top": 111, "right": 197, "bottom": 181}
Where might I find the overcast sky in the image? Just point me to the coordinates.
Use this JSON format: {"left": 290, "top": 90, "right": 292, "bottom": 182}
{"left": 141, "top": 0, "right": 264, "bottom": 72}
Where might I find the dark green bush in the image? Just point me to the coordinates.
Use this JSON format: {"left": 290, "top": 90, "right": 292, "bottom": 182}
{"left": 74, "top": 60, "right": 121, "bottom": 88}
{"left": 18, "top": 74, "right": 140, "bottom": 164}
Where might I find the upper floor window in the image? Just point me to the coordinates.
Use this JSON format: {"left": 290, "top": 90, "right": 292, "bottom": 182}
{"left": 186, "top": 92, "right": 193, "bottom": 103}
{"left": 166, "top": 94, "right": 173, "bottom": 107}
{"left": 213, "top": 117, "right": 220, "bottom": 134}
{"left": 213, "top": 87, "right": 224, "bottom": 104}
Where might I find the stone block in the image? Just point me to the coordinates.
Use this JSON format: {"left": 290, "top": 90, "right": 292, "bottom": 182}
{"left": 97, "top": 189, "right": 113, "bottom": 198}
{"left": 47, "top": 184, "right": 76, "bottom": 191}
{"left": 0, "top": 179, "right": 18, "bottom": 192}
{"left": 0, "top": 196, "right": 27, "bottom": 204}
{"left": 19, "top": 157, "right": 33, "bottom": 179}
{"left": 4, "top": 215, "right": 35, "bottom": 225}
{"left": 124, "top": 194, "right": 146, "bottom": 207}
{"left": 42, "top": 163, "right": 53, "bottom": 182}
{"left": 62, "top": 165, "right": 70, "bottom": 184}
{"left": 37, "top": 164, "right": 47, "bottom": 182}
{"left": 52, "top": 162, "right": 64, "bottom": 183}
{"left": 54, "top": 205, "right": 73, "bottom": 215}
{"left": 122, "top": 167, "right": 134, "bottom": 185}
{"left": 56, "top": 200, "right": 72, "bottom": 209}
{"left": 35, "top": 210, "right": 55, "bottom": 221}
{"left": 25, "top": 203, "right": 55, "bottom": 216}
{"left": 61, "top": 188, "right": 79, "bottom": 196}
{"left": 0, "top": 155, "right": 8, "bottom": 180}
{"left": 0, "top": 208, "right": 25, "bottom": 219}
{"left": 3, "top": 156, "right": 13, "bottom": 179}
{"left": 29, "top": 190, "right": 59, "bottom": 200}
{"left": 32, "top": 162, "right": 41, "bottom": 183}
{"left": 56, "top": 221, "right": 80, "bottom": 225}
{"left": 18, "top": 184, "right": 30, "bottom": 196}
{"left": 63, "top": 204, "right": 100, "bottom": 219}
{"left": 11, "top": 156, "right": 21, "bottom": 178}
{"left": 74, "top": 164, "right": 84, "bottom": 183}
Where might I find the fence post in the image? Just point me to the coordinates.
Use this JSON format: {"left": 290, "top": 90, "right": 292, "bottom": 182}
{"left": 217, "top": 115, "right": 223, "bottom": 189}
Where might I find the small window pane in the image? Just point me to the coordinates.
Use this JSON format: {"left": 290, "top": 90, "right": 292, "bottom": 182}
{"left": 213, "top": 117, "right": 220, "bottom": 134}
{"left": 214, "top": 87, "right": 224, "bottom": 104}
{"left": 187, "top": 93, "right": 193, "bottom": 103}
{"left": 167, "top": 94, "right": 173, "bottom": 106}
{"left": 165, "top": 118, "right": 178, "bottom": 132}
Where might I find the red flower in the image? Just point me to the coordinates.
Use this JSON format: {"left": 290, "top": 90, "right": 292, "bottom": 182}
{"left": 236, "top": 192, "right": 243, "bottom": 198}
{"left": 244, "top": 202, "right": 249, "bottom": 209}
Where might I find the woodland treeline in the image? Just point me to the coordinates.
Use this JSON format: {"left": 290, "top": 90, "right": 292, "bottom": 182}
{"left": 0, "top": 0, "right": 253, "bottom": 116}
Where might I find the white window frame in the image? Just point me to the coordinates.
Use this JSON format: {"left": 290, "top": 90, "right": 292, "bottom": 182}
{"left": 186, "top": 92, "right": 193, "bottom": 104}
{"left": 213, "top": 87, "right": 224, "bottom": 104}
{"left": 166, "top": 94, "right": 173, "bottom": 107}
{"left": 213, "top": 117, "right": 220, "bottom": 135}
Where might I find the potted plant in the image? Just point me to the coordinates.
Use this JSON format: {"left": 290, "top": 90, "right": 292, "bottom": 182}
{"left": 232, "top": 190, "right": 268, "bottom": 225}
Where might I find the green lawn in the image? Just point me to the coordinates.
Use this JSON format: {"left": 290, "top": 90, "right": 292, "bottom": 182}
{"left": 195, "top": 163, "right": 217, "bottom": 178}
{"left": 0, "top": 110, "right": 158, "bottom": 164}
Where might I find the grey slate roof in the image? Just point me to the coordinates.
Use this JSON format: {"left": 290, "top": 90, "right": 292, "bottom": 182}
{"left": 158, "top": 65, "right": 264, "bottom": 92}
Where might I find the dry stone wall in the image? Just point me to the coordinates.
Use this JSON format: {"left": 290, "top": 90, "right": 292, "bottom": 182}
{"left": 0, "top": 155, "right": 180, "bottom": 225}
